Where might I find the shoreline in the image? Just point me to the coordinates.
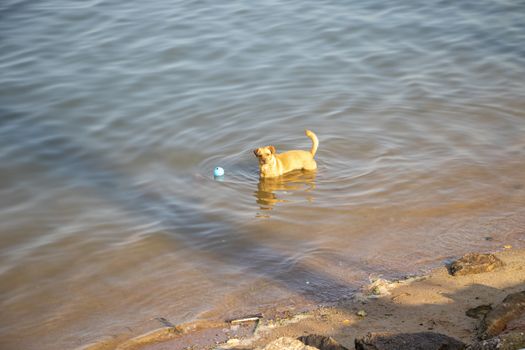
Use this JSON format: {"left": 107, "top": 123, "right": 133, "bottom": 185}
{"left": 78, "top": 246, "right": 525, "bottom": 350}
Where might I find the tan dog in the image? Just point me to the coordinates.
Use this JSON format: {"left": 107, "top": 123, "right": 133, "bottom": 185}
{"left": 254, "top": 130, "right": 318, "bottom": 178}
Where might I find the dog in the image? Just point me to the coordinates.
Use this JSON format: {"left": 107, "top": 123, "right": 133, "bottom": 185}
{"left": 254, "top": 130, "right": 318, "bottom": 178}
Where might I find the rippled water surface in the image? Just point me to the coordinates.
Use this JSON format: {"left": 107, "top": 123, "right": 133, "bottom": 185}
{"left": 1, "top": 0, "right": 525, "bottom": 348}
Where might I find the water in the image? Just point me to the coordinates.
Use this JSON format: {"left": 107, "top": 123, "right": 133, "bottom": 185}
{"left": 1, "top": 0, "right": 525, "bottom": 348}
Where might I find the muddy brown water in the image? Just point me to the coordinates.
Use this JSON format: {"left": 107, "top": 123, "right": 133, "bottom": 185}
{"left": 1, "top": 0, "right": 525, "bottom": 349}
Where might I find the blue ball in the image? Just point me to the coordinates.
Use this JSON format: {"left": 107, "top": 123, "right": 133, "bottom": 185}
{"left": 214, "top": 166, "right": 224, "bottom": 177}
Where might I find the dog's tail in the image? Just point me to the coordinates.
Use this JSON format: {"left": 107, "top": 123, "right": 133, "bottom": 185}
{"left": 305, "top": 129, "right": 318, "bottom": 157}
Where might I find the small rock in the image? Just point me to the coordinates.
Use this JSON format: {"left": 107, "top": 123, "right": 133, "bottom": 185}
{"left": 226, "top": 338, "right": 241, "bottom": 346}
{"left": 467, "top": 331, "right": 525, "bottom": 350}
{"left": 366, "top": 278, "right": 393, "bottom": 297}
{"left": 354, "top": 332, "right": 465, "bottom": 350}
{"left": 479, "top": 291, "right": 525, "bottom": 338}
{"left": 260, "top": 337, "right": 319, "bottom": 350}
{"left": 298, "top": 334, "right": 349, "bottom": 350}
{"left": 352, "top": 293, "right": 369, "bottom": 304}
{"left": 466, "top": 305, "right": 493, "bottom": 319}
{"left": 356, "top": 310, "right": 367, "bottom": 317}
{"left": 506, "top": 313, "right": 525, "bottom": 333}
{"left": 447, "top": 253, "right": 504, "bottom": 276}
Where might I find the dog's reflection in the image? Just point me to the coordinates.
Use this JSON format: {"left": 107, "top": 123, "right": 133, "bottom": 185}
{"left": 254, "top": 170, "right": 316, "bottom": 215}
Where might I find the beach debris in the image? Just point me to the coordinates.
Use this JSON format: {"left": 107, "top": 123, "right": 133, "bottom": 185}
{"left": 503, "top": 245, "right": 512, "bottom": 249}
{"left": 447, "top": 253, "right": 504, "bottom": 276}
{"left": 363, "top": 274, "right": 426, "bottom": 299}
{"left": 355, "top": 332, "right": 465, "bottom": 350}
{"left": 362, "top": 275, "right": 394, "bottom": 298}
{"left": 356, "top": 310, "right": 367, "bottom": 317}
{"left": 224, "top": 338, "right": 241, "bottom": 346}
{"left": 466, "top": 304, "right": 493, "bottom": 319}
{"left": 226, "top": 313, "right": 263, "bottom": 324}
{"left": 369, "top": 279, "right": 391, "bottom": 296}
{"left": 258, "top": 337, "right": 318, "bottom": 350}
{"left": 478, "top": 291, "right": 525, "bottom": 339}
{"left": 154, "top": 317, "right": 176, "bottom": 328}
{"left": 298, "top": 334, "right": 349, "bottom": 350}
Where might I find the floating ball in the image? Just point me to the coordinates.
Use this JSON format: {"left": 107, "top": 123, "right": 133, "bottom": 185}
{"left": 213, "top": 166, "right": 224, "bottom": 177}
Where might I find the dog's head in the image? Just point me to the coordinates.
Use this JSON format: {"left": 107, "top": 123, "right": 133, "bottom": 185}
{"left": 253, "top": 146, "right": 276, "bottom": 165}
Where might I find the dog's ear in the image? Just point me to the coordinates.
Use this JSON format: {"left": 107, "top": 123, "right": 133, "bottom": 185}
{"left": 253, "top": 148, "right": 259, "bottom": 156}
{"left": 269, "top": 145, "right": 276, "bottom": 154}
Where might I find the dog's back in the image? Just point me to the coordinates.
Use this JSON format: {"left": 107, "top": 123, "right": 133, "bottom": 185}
{"left": 276, "top": 150, "right": 314, "bottom": 170}
{"left": 276, "top": 129, "right": 318, "bottom": 172}
{"left": 255, "top": 129, "right": 319, "bottom": 178}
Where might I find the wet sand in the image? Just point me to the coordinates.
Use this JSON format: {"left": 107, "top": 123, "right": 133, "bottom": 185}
{"left": 78, "top": 246, "right": 525, "bottom": 350}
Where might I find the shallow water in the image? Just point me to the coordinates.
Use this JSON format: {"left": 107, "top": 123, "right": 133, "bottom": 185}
{"left": 1, "top": 0, "right": 525, "bottom": 348}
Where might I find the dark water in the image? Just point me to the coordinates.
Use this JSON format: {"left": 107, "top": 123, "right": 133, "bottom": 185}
{"left": 1, "top": 0, "right": 525, "bottom": 348}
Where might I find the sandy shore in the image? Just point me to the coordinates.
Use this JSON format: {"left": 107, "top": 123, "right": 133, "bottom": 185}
{"left": 79, "top": 247, "right": 525, "bottom": 350}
